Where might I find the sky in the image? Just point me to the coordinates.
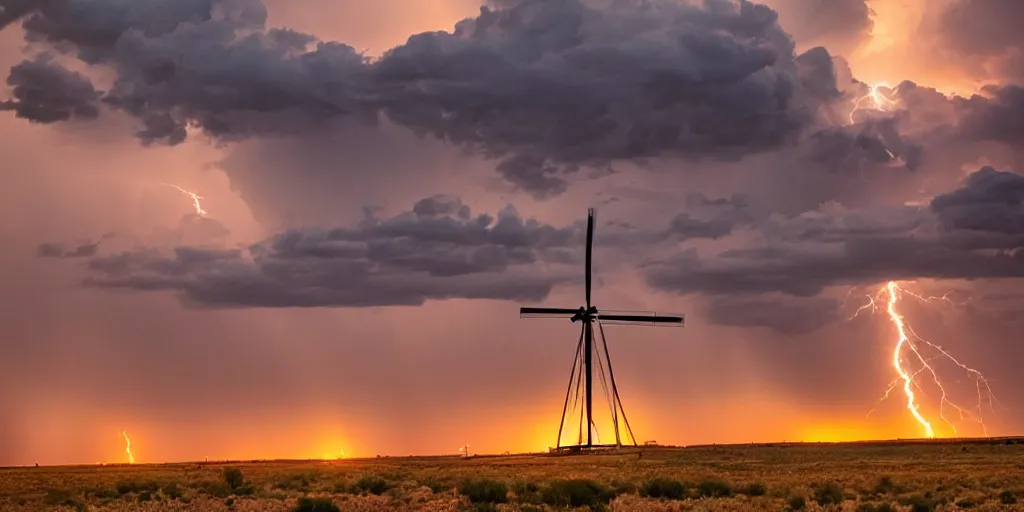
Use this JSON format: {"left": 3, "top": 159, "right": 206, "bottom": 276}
{"left": 0, "top": 0, "right": 1022, "bottom": 466}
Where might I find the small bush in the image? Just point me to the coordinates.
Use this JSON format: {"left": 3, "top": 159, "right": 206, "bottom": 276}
{"left": 223, "top": 467, "right": 245, "bottom": 489}
{"left": 43, "top": 489, "right": 75, "bottom": 506}
{"left": 788, "top": 495, "right": 807, "bottom": 510}
{"left": 640, "top": 478, "right": 687, "bottom": 500}
{"left": 955, "top": 498, "right": 978, "bottom": 509}
{"left": 115, "top": 480, "right": 159, "bottom": 495}
{"left": 610, "top": 480, "right": 636, "bottom": 496}
{"left": 293, "top": 497, "right": 341, "bottom": 512}
{"left": 273, "top": 472, "right": 319, "bottom": 491}
{"left": 898, "top": 494, "right": 936, "bottom": 512}
{"left": 355, "top": 475, "right": 391, "bottom": 495}
{"left": 219, "top": 467, "right": 254, "bottom": 496}
{"left": 541, "top": 479, "right": 614, "bottom": 509}
{"left": 697, "top": 479, "right": 733, "bottom": 498}
{"left": 470, "top": 504, "right": 500, "bottom": 512}
{"left": 421, "top": 476, "right": 453, "bottom": 493}
{"left": 88, "top": 487, "right": 118, "bottom": 499}
{"left": 161, "top": 482, "right": 183, "bottom": 500}
{"left": 1000, "top": 490, "right": 1018, "bottom": 504}
{"left": 458, "top": 478, "right": 508, "bottom": 504}
{"left": 512, "top": 480, "right": 542, "bottom": 504}
{"left": 738, "top": 482, "right": 767, "bottom": 496}
{"left": 874, "top": 476, "right": 896, "bottom": 494}
{"left": 814, "top": 481, "right": 845, "bottom": 506}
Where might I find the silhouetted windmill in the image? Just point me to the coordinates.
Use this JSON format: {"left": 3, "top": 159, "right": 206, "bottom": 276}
{"left": 520, "top": 209, "right": 683, "bottom": 451}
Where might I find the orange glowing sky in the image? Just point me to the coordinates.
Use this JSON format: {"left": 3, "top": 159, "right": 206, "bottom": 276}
{"left": 0, "top": 0, "right": 1021, "bottom": 466}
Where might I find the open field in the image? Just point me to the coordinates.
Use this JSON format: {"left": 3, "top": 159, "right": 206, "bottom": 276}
{"left": 3, "top": 440, "right": 1024, "bottom": 511}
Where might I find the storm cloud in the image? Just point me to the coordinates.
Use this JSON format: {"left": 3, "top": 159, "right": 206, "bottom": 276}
{"left": 0, "top": 0, "right": 854, "bottom": 197}
{"left": 646, "top": 167, "right": 1024, "bottom": 300}
{"left": 54, "top": 198, "right": 584, "bottom": 308}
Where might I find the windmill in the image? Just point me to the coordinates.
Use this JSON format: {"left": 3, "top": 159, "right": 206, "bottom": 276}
{"left": 520, "top": 209, "right": 683, "bottom": 451}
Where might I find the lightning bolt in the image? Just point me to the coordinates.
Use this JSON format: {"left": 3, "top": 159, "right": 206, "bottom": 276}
{"left": 121, "top": 431, "right": 134, "bottom": 464}
{"left": 848, "top": 81, "right": 898, "bottom": 124}
{"left": 159, "top": 183, "right": 207, "bottom": 216}
{"left": 851, "top": 281, "right": 997, "bottom": 438}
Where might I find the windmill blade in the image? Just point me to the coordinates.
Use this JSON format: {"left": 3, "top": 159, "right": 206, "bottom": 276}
{"left": 520, "top": 307, "right": 581, "bottom": 318}
{"left": 585, "top": 208, "right": 594, "bottom": 308}
{"left": 597, "top": 313, "right": 684, "bottom": 326}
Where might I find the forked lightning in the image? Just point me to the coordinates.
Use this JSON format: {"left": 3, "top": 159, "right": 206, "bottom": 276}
{"left": 850, "top": 282, "right": 997, "bottom": 438}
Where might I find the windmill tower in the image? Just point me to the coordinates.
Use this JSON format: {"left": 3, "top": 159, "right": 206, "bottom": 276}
{"left": 520, "top": 209, "right": 683, "bottom": 451}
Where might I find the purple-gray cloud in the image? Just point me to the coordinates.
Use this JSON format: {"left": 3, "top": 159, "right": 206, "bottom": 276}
{"left": 49, "top": 198, "right": 584, "bottom": 308}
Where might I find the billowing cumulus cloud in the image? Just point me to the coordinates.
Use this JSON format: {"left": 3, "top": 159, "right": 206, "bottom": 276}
{"left": 0, "top": 54, "right": 100, "bottom": 123}
{"left": 0, "top": 0, "right": 858, "bottom": 197}
{"left": 51, "top": 198, "right": 584, "bottom": 308}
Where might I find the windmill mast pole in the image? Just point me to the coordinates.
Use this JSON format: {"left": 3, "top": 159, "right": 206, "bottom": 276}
{"left": 584, "top": 318, "right": 593, "bottom": 447}
{"left": 584, "top": 208, "right": 595, "bottom": 448}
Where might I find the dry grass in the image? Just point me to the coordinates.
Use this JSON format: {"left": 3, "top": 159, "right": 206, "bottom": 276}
{"left": 2, "top": 441, "right": 1024, "bottom": 511}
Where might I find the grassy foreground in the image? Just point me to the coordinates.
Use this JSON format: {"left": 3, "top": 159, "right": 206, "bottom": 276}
{"left": 3, "top": 440, "right": 1024, "bottom": 511}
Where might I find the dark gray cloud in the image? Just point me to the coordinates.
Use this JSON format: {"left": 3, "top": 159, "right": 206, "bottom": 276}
{"left": 56, "top": 199, "right": 582, "bottom": 308}
{"left": 664, "top": 193, "right": 756, "bottom": 241}
{"left": 0, "top": 0, "right": 847, "bottom": 198}
{"left": 0, "top": 54, "right": 100, "bottom": 123}
{"left": 956, "top": 85, "right": 1024, "bottom": 145}
{"left": 646, "top": 167, "right": 1024, "bottom": 299}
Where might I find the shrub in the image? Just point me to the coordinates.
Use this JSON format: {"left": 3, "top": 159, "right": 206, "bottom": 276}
{"left": 221, "top": 467, "right": 254, "bottom": 495}
{"left": 541, "top": 479, "right": 614, "bottom": 509}
{"left": 788, "top": 495, "right": 806, "bottom": 510}
{"left": 355, "top": 475, "right": 391, "bottom": 495}
{"left": 421, "top": 476, "right": 453, "bottom": 493}
{"left": 161, "top": 482, "right": 183, "bottom": 500}
{"left": 223, "top": 468, "right": 245, "bottom": 489}
{"left": 814, "top": 481, "right": 845, "bottom": 506}
{"left": 115, "top": 480, "right": 159, "bottom": 495}
{"left": 292, "top": 497, "right": 341, "bottom": 512}
{"left": 640, "top": 478, "right": 687, "bottom": 500}
{"left": 273, "top": 472, "right": 319, "bottom": 491}
{"left": 610, "top": 480, "right": 637, "bottom": 496}
{"left": 873, "top": 476, "right": 895, "bottom": 494}
{"left": 458, "top": 478, "right": 508, "bottom": 504}
{"left": 88, "top": 487, "right": 118, "bottom": 499}
{"left": 738, "top": 482, "right": 767, "bottom": 496}
{"left": 512, "top": 480, "right": 542, "bottom": 504}
{"left": 898, "top": 494, "right": 936, "bottom": 512}
{"left": 697, "top": 479, "right": 733, "bottom": 498}
{"left": 42, "top": 489, "right": 75, "bottom": 506}
{"left": 1000, "top": 490, "right": 1018, "bottom": 504}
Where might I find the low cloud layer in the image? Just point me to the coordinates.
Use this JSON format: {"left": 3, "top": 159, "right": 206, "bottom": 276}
{"left": 646, "top": 167, "right": 1024, "bottom": 301}
{"left": 47, "top": 197, "right": 584, "bottom": 308}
